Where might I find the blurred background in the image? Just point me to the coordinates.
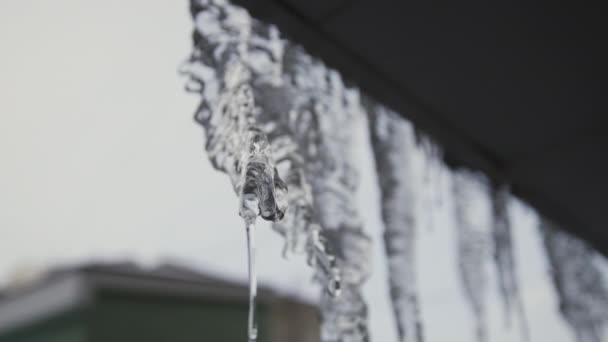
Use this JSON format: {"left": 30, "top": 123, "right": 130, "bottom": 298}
{"left": 0, "top": 1, "right": 598, "bottom": 341}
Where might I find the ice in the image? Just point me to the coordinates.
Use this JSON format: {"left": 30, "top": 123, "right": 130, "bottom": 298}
{"left": 540, "top": 220, "right": 608, "bottom": 342}
{"left": 181, "top": 1, "right": 370, "bottom": 340}
{"left": 452, "top": 170, "right": 490, "bottom": 342}
{"left": 490, "top": 186, "right": 528, "bottom": 341}
{"left": 246, "top": 222, "right": 258, "bottom": 341}
{"left": 368, "top": 104, "right": 424, "bottom": 342}
{"left": 209, "top": 66, "right": 286, "bottom": 342}
{"left": 281, "top": 47, "right": 373, "bottom": 341}
{"left": 180, "top": 2, "right": 608, "bottom": 342}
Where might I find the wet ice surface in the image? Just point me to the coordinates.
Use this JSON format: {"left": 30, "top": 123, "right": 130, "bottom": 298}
{"left": 180, "top": 1, "right": 608, "bottom": 342}
{"left": 211, "top": 72, "right": 285, "bottom": 341}
{"left": 245, "top": 222, "right": 258, "bottom": 341}
{"left": 182, "top": 0, "right": 366, "bottom": 340}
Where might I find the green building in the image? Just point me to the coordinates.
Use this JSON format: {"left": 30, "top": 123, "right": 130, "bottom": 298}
{"left": 0, "top": 263, "right": 319, "bottom": 342}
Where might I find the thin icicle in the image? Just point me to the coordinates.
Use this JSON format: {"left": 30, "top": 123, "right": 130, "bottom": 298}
{"left": 452, "top": 170, "right": 490, "bottom": 342}
{"left": 245, "top": 222, "right": 258, "bottom": 342}
{"left": 491, "top": 185, "right": 528, "bottom": 341}
{"left": 367, "top": 104, "right": 424, "bottom": 342}
{"left": 540, "top": 220, "right": 608, "bottom": 342}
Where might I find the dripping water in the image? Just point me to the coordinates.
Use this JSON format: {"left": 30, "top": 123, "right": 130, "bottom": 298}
{"left": 246, "top": 222, "right": 258, "bottom": 342}
{"left": 452, "top": 170, "right": 490, "bottom": 342}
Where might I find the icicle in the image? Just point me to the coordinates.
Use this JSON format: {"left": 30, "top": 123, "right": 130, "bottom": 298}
{"left": 181, "top": 1, "right": 357, "bottom": 340}
{"left": 491, "top": 185, "right": 528, "bottom": 341}
{"left": 417, "top": 134, "right": 444, "bottom": 230}
{"left": 180, "top": 4, "right": 608, "bottom": 342}
{"left": 269, "top": 139, "right": 343, "bottom": 298}
{"left": 217, "top": 68, "right": 285, "bottom": 342}
{"left": 367, "top": 104, "right": 424, "bottom": 342}
{"left": 540, "top": 220, "right": 608, "bottom": 342}
{"left": 237, "top": 100, "right": 289, "bottom": 341}
{"left": 452, "top": 170, "right": 490, "bottom": 342}
{"left": 245, "top": 222, "right": 258, "bottom": 342}
{"left": 281, "top": 46, "right": 372, "bottom": 342}
{"left": 180, "top": 3, "right": 289, "bottom": 340}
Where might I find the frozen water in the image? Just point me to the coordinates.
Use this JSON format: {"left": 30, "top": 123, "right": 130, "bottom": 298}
{"left": 452, "top": 170, "right": 491, "bottom": 342}
{"left": 540, "top": 220, "right": 608, "bottom": 342}
{"left": 246, "top": 222, "right": 258, "bottom": 341}
{"left": 281, "top": 47, "right": 373, "bottom": 341}
{"left": 491, "top": 186, "right": 529, "bottom": 341}
{"left": 180, "top": 1, "right": 608, "bottom": 342}
{"left": 181, "top": 0, "right": 369, "bottom": 340}
{"left": 368, "top": 104, "right": 424, "bottom": 342}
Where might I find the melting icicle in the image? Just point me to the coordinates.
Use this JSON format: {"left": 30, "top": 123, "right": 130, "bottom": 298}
{"left": 180, "top": 2, "right": 289, "bottom": 338}
{"left": 224, "top": 72, "right": 285, "bottom": 342}
{"left": 367, "top": 104, "right": 424, "bottom": 342}
{"left": 238, "top": 116, "right": 285, "bottom": 341}
{"left": 452, "top": 170, "right": 491, "bottom": 342}
{"left": 280, "top": 46, "right": 372, "bottom": 342}
{"left": 491, "top": 185, "right": 528, "bottom": 341}
{"left": 245, "top": 222, "right": 257, "bottom": 342}
{"left": 181, "top": 1, "right": 358, "bottom": 340}
{"left": 540, "top": 220, "right": 608, "bottom": 342}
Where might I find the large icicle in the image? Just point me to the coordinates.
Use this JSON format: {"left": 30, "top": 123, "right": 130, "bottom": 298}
{"left": 367, "top": 105, "right": 424, "bottom": 342}
{"left": 540, "top": 220, "right": 608, "bottom": 342}
{"left": 181, "top": 1, "right": 371, "bottom": 340}
{"left": 452, "top": 170, "right": 490, "bottom": 342}
{"left": 202, "top": 60, "right": 287, "bottom": 342}
{"left": 491, "top": 186, "right": 528, "bottom": 341}
{"left": 280, "top": 45, "right": 372, "bottom": 341}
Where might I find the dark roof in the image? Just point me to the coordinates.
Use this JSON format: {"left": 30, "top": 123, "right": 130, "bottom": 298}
{"left": 235, "top": 0, "right": 608, "bottom": 255}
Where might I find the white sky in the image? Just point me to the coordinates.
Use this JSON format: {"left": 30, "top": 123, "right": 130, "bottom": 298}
{"left": 0, "top": 1, "right": 576, "bottom": 341}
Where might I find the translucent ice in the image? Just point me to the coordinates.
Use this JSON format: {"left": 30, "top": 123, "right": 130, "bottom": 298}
{"left": 181, "top": 1, "right": 370, "bottom": 340}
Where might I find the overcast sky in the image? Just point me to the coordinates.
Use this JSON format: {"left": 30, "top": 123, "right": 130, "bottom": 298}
{"left": 0, "top": 1, "right": 577, "bottom": 341}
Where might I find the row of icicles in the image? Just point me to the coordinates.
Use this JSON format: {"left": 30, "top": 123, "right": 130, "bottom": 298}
{"left": 180, "top": 1, "right": 608, "bottom": 341}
